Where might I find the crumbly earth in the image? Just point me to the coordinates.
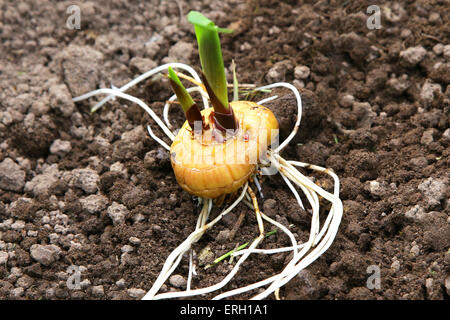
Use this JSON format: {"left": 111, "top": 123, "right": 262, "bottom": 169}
{"left": 0, "top": 0, "right": 448, "bottom": 300}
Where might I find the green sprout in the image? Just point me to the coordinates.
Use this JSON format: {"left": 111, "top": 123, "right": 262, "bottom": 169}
{"left": 242, "top": 88, "right": 271, "bottom": 101}
{"left": 168, "top": 66, "right": 195, "bottom": 113}
{"left": 333, "top": 134, "right": 339, "bottom": 144}
{"left": 187, "top": 11, "right": 239, "bottom": 132}
{"left": 205, "top": 229, "right": 277, "bottom": 269}
{"left": 188, "top": 11, "right": 232, "bottom": 113}
{"left": 167, "top": 66, "right": 203, "bottom": 130}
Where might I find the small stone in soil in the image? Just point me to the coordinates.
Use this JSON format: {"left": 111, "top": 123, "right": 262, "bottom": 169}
{"left": 121, "top": 245, "right": 134, "bottom": 253}
{"left": 80, "top": 194, "right": 109, "bottom": 214}
{"left": 129, "top": 237, "right": 141, "bottom": 246}
{"left": 127, "top": 288, "right": 146, "bottom": 299}
{"left": 418, "top": 177, "right": 448, "bottom": 209}
{"left": 49, "top": 139, "right": 72, "bottom": 156}
{"left": 294, "top": 65, "right": 310, "bottom": 80}
{"left": 263, "top": 199, "right": 277, "bottom": 218}
{"left": 92, "top": 285, "right": 105, "bottom": 297}
{"left": 169, "top": 274, "right": 187, "bottom": 289}
{"left": 0, "top": 158, "right": 26, "bottom": 192}
{"left": 64, "top": 168, "right": 100, "bottom": 194}
{"left": 0, "top": 251, "right": 8, "bottom": 264}
{"left": 107, "top": 202, "right": 130, "bottom": 226}
{"left": 48, "top": 83, "right": 75, "bottom": 117}
{"left": 399, "top": 46, "right": 427, "bottom": 66}
{"left": 29, "top": 244, "right": 61, "bottom": 266}
{"left": 116, "top": 278, "right": 126, "bottom": 289}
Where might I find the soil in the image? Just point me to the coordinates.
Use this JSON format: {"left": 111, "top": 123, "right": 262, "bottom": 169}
{"left": 0, "top": 0, "right": 449, "bottom": 300}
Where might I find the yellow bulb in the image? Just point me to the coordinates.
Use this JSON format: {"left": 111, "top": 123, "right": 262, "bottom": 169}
{"left": 170, "top": 101, "right": 279, "bottom": 199}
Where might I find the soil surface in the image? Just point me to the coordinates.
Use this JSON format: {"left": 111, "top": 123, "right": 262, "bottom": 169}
{"left": 0, "top": 0, "right": 449, "bottom": 300}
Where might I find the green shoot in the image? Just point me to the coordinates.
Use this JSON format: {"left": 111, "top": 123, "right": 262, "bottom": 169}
{"left": 333, "top": 134, "right": 339, "bottom": 144}
{"left": 188, "top": 11, "right": 232, "bottom": 114}
{"left": 168, "top": 67, "right": 195, "bottom": 113}
{"left": 205, "top": 242, "right": 249, "bottom": 270}
{"left": 205, "top": 229, "right": 278, "bottom": 269}
{"left": 265, "top": 229, "right": 278, "bottom": 238}
{"left": 167, "top": 66, "right": 203, "bottom": 130}
{"left": 242, "top": 88, "right": 272, "bottom": 101}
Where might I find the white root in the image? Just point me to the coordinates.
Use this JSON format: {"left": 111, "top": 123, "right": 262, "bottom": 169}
{"left": 186, "top": 250, "right": 194, "bottom": 292}
{"left": 72, "top": 64, "right": 343, "bottom": 300}
{"left": 142, "top": 198, "right": 211, "bottom": 300}
{"left": 237, "top": 198, "right": 301, "bottom": 257}
{"left": 73, "top": 88, "right": 175, "bottom": 141}
{"left": 252, "top": 154, "right": 342, "bottom": 300}
{"left": 213, "top": 152, "right": 342, "bottom": 300}
{"left": 86, "top": 63, "right": 208, "bottom": 113}
{"left": 280, "top": 172, "right": 305, "bottom": 210}
{"left": 254, "top": 82, "right": 302, "bottom": 153}
{"left": 147, "top": 125, "right": 171, "bottom": 151}
{"left": 253, "top": 176, "right": 264, "bottom": 198}
{"left": 212, "top": 156, "right": 321, "bottom": 300}
{"left": 142, "top": 184, "right": 248, "bottom": 300}
{"left": 257, "top": 95, "right": 278, "bottom": 105}
{"left": 186, "top": 199, "right": 211, "bottom": 291}
{"left": 152, "top": 229, "right": 265, "bottom": 300}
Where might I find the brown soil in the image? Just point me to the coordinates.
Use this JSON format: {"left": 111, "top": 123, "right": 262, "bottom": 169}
{"left": 0, "top": 0, "right": 449, "bottom": 300}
